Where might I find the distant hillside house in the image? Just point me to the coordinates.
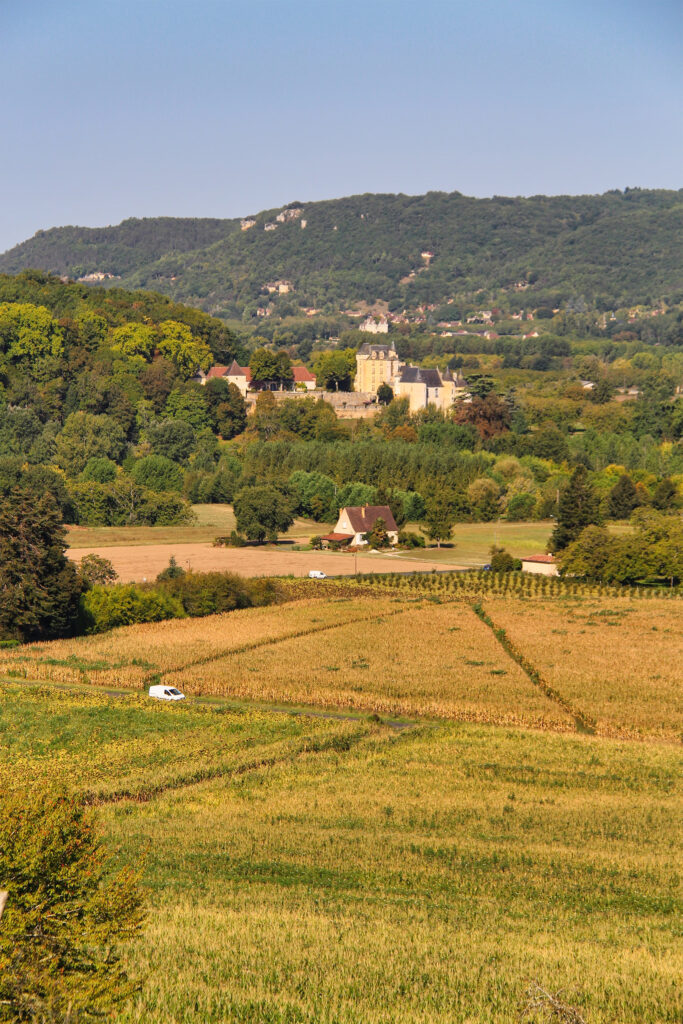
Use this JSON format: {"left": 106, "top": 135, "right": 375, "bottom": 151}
{"left": 276, "top": 207, "right": 304, "bottom": 223}
{"left": 359, "top": 315, "right": 389, "bottom": 334}
{"left": 354, "top": 342, "right": 402, "bottom": 394}
{"left": 322, "top": 505, "right": 399, "bottom": 547}
{"left": 521, "top": 554, "right": 558, "bottom": 577}
{"left": 265, "top": 280, "right": 293, "bottom": 294}
{"left": 292, "top": 365, "right": 317, "bottom": 390}
{"left": 394, "top": 366, "right": 468, "bottom": 413}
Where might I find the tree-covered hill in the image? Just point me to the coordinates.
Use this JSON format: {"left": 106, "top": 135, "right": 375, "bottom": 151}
{"left": 1, "top": 189, "right": 682, "bottom": 317}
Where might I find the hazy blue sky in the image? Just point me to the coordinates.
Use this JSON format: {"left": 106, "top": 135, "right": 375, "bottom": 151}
{"left": 1, "top": 0, "right": 681, "bottom": 251}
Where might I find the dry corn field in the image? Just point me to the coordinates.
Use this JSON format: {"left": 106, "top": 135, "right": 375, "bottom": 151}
{"left": 0, "top": 596, "right": 397, "bottom": 691}
{"left": 167, "top": 601, "right": 573, "bottom": 729}
{"left": 484, "top": 596, "right": 683, "bottom": 741}
{"left": 2, "top": 590, "right": 681, "bottom": 738}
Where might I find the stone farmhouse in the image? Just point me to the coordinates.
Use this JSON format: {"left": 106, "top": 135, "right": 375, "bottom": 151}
{"left": 321, "top": 505, "right": 399, "bottom": 547}
{"left": 521, "top": 555, "right": 559, "bottom": 577}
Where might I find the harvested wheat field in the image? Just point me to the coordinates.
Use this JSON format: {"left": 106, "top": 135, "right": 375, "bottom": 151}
{"left": 67, "top": 543, "right": 460, "bottom": 581}
{"left": 484, "top": 596, "right": 683, "bottom": 740}
{"left": 167, "top": 601, "right": 571, "bottom": 729}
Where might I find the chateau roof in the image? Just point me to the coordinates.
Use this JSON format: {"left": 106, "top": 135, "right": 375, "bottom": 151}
{"left": 398, "top": 366, "right": 443, "bottom": 387}
{"left": 521, "top": 554, "right": 556, "bottom": 564}
{"left": 357, "top": 343, "right": 398, "bottom": 358}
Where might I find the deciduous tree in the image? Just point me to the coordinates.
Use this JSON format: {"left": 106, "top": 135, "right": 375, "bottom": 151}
{"left": 0, "top": 788, "right": 144, "bottom": 1022}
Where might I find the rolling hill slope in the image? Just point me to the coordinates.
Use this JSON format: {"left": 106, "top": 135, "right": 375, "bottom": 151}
{"left": 1, "top": 188, "right": 681, "bottom": 317}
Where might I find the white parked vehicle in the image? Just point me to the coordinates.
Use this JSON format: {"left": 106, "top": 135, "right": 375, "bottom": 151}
{"left": 308, "top": 570, "right": 327, "bottom": 579}
{"left": 149, "top": 685, "right": 186, "bottom": 701}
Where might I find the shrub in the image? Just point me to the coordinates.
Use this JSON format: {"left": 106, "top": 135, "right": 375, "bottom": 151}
{"left": 0, "top": 788, "right": 144, "bottom": 1020}
{"left": 159, "top": 571, "right": 283, "bottom": 616}
{"left": 156, "top": 555, "right": 186, "bottom": 582}
{"left": 80, "top": 584, "right": 185, "bottom": 633}
{"left": 79, "top": 553, "right": 118, "bottom": 587}
{"left": 398, "top": 530, "right": 426, "bottom": 549}
{"left": 213, "top": 530, "right": 246, "bottom": 547}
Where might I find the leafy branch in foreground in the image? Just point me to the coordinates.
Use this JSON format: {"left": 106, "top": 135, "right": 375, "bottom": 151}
{"left": 0, "top": 788, "right": 145, "bottom": 1022}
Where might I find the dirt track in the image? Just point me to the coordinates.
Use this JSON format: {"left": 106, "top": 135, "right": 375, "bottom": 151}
{"left": 68, "top": 543, "right": 463, "bottom": 582}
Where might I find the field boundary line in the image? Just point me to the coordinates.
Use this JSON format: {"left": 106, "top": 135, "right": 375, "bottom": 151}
{"left": 160, "top": 606, "right": 411, "bottom": 681}
{"left": 471, "top": 601, "right": 596, "bottom": 734}
{"left": 82, "top": 726, "right": 371, "bottom": 806}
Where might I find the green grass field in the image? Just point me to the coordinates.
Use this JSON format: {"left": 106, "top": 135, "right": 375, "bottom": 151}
{"left": 66, "top": 508, "right": 554, "bottom": 568}
{"left": 65, "top": 505, "right": 322, "bottom": 548}
{"left": 398, "top": 520, "right": 554, "bottom": 565}
{"left": 1, "top": 681, "right": 680, "bottom": 1024}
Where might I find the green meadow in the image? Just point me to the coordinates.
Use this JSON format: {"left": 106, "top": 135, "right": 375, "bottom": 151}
{"left": 1, "top": 681, "right": 680, "bottom": 1024}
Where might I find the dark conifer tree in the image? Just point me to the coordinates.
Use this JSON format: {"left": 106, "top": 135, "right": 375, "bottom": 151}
{"left": 607, "top": 474, "right": 639, "bottom": 519}
{"left": 550, "top": 466, "right": 601, "bottom": 552}
{"left": 0, "top": 488, "right": 82, "bottom": 641}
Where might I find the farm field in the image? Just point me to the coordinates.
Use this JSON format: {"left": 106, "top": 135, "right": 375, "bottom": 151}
{"left": 1, "top": 683, "right": 680, "bottom": 1023}
{"left": 65, "top": 505, "right": 320, "bottom": 547}
{"left": 484, "top": 596, "right": 683, "bottom": 741}
{"left": 166, "top": 600, "right": 573, "bottom": 729}
{"left": 66, "top": 543, "right": 461, "bottom": 582}
{"left": 398, "top": 520, "right": 554, "bottom": 565}
{"left": 65, "top": 506, "right": 555, "bottom": 578}
{"left": 3, "top": 586, "right": 681, "bottom": 740}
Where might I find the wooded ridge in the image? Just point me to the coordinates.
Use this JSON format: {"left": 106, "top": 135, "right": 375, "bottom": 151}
{"left": 2, "top": 189, "right": 681, "bottom": 318}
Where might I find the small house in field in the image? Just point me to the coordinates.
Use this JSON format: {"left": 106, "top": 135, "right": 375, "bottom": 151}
{"left": 521, "top": 554, "right": 559, "bottom": 577}
{"left": 321, "top": 505, "right": 399, "bottom": 547}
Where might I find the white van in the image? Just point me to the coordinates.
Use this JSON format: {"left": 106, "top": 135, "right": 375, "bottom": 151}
{"left": 149, "top": 685, "right": 185, "bottom": 701}
{"left": 308, "top": 570, "right": 327, "bottom": 579}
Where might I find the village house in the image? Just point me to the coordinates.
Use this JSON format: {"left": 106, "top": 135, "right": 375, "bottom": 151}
{"left": 521, "top": 555, "right": 559, "bottom": 577}
{"left": 322, "top": 505, "right": 399, "bottom": 548}
{"left": 195, "top": 360, "right": 253, "bottom": 397}
{"left": 265, "top": 280, "right": 293, "bottom": 294}
{"left": 198, "top": 361, "right": 316, "bottom": 397}
{"left": 359, "top": 315, "right": 389, "bottom": 334}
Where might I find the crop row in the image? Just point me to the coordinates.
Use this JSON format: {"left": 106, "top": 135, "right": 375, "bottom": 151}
{"left": 349, "top": 570, "right": 683, "bottom": 600}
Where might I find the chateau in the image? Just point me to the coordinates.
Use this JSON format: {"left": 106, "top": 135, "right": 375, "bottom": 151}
{"left": 354, "top": 343, "right": 468, "bottom": 412}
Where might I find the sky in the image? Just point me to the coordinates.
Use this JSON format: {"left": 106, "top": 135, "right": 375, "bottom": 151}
{"left": 1, "top": 0, "right": 681, "bottom": 252}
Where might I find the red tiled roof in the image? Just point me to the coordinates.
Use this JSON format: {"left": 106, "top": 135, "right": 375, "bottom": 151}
{"left": 340, "top": 505, "right": 398, "bottom": 534}
{"left": 320, "top": 533, "right": 352, "bottom": 543}
{"left": 206, "top": 365, "right": 229, "bottom": 379}
{"left": 522, "top": 554, "right": 556, "bottom": 564}
{"left": 292, "top": 365, "right": 316, "bottom": 382}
